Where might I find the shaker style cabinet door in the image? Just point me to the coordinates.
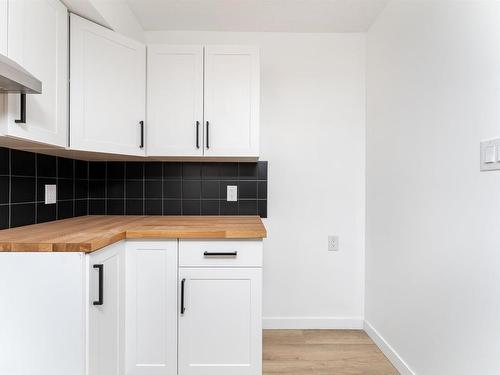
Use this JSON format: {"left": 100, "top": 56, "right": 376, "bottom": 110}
{"left": 88, "top": 242, "right": 125, "bottom": 375}
{"left": 0, "top": 1, "right": 7, "bottom": 55}
{"left": 5, "top": 0, "right": 68, "bottom": 147}
{"left": 147, "top": 45, "right": 204, "bottom": 157}
{"left": 203, "top": 45, "right": 260, "bottom": 157}
{"left": 70, "top": 13, "right": 146, "bottom": 156}
{"left": 125, "top": 241, "right": 178, "bottom": 375}
{"left": 178, "top": 267, "right": 262, "bottom": 375}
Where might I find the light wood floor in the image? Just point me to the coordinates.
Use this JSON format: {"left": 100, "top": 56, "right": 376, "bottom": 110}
{"left": 263, "top": 330, "right": 399, "bottom": 375}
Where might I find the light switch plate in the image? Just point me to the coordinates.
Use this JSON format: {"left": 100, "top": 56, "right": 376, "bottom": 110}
{"left": 484, "top": 146, "right": 496, "bottom": 163}
{"left": 45, "top": 184, "right": 56, "bottom": 204}
{"left": 227, "top": 185, "right": 238, "bottom": 201}
{"left": 480, "top": 138, "right": 500, "bottom": 171}
{"left": 328, "top": 235, "right": 340, "bottom": 251}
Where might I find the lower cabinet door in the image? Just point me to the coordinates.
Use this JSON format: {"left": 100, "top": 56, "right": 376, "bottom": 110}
{"left": 89, "top": 242, "right": 125, "bottom": 375}
{"left": 125, "top": 240, "right": 178, "bottom": 375}
{"left": 178, "top": 268, "right": 262, "bottom": 375}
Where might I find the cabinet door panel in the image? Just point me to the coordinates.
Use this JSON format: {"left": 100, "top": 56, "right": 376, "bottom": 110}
{"left": 89, "top": 242, "right": 125, "bottom": 375}
{"left": 204, "top": 46, "right": 259, "bottom": 157}
{"left": 178, "top": 268, "right": 262, "bottom": 375}
{"left": 6, "top": 0, "right": 68, "bottom": 147}
{"left": 147, "top": 45, "right": 203, "bottom": 156}
{"left": 70, "top": 14, "right": 145, "bottom": 156}
{"left": 126, "top": 241, "right": 178, "bottom": 375}
{"left": 0, "top": 253, "right": 85, "bottom": 375}
{"left": 0, "top": 1, "right": 7, "bottom": 55}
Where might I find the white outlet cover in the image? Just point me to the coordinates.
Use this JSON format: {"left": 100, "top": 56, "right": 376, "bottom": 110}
{"left": 45, "top": 184, "right": 56, "bottom": 204}
{"left": 328, "top": 235, "right": 340, "bottom": 251}
{"left": 227, "top": 185, "right": 238, "bottom": 201}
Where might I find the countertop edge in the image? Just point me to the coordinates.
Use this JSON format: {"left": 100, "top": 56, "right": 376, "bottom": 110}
{"left": 0, "top": 217, "right": 267, "bottom": 253}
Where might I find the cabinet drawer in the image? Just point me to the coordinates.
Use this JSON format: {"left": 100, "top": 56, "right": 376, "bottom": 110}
{"left": 179, "top": 239, "right": 263, "bottom": 267}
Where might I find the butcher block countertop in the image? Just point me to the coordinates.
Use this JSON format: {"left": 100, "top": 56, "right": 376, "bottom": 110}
{"left": 0, "top": 216, "right": 267, "bottom": 253}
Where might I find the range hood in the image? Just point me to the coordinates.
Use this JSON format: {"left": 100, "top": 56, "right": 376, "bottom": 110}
{"left": 0, "top": 53, "right": 41, "bottom": 94}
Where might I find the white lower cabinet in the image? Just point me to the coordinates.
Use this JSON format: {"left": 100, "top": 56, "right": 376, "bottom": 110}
{"left": 0, "top": 239, "right": 262, "bottom": 375}
{"left": 89, "top": 239, "right": 262, "bottom": 375}
{"left": 0, "top": 253, "right": 86, "bottom": 375}
{"left": 88, "top": 241, "right": 125, "bottom": 375}
{"left": 178, "top": 267, "right": 262, "bottom": 375}
{"left": 125, "top": 240, "right": 178, "bottom": 375}
{"left": 177, "top": 239, "right": 263, "bottom": 375}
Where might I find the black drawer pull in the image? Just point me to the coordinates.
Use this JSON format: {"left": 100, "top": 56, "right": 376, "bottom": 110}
{"left": 203, "top": 251, "right": 238, "bottom": 257}
{"left": 93, "top": 264, "right": 104, "bottom": 306}
{"left": 180, "top": 278, "right": 186, "bottom": 314}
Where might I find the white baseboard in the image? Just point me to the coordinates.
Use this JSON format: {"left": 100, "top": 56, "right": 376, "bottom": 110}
{"left": 263, "top": 317, "right": 364, "bottom": 329}
{"left": 364, "top": 321, "right": 416, "bottom": 375}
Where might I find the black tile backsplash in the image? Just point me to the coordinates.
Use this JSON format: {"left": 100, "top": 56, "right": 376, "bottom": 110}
{"left": 89, "top": 162, "right": 106, "bottom": 180}
{"left": 11, "top": 203, "right": 35, "bottom": 227}
{"left": 0, "top": 147, "right": 268, "bottom": 229}
{"left": 11, "top": 150, "right": 35, "bottom": 176}
{"left": 37, "top": 154, "right": 57, "bottom": 177}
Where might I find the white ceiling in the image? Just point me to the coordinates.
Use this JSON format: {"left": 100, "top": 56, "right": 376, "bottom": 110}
{"left": 126, "top": 0, "right": 389, "bottom": 33}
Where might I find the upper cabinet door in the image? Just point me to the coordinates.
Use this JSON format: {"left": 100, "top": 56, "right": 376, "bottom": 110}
{"left": 203, "top": 46, "right": 260, "bottom": 157}
{"left": 147, "top": 45, "right": 204, "bottom": 157}
{"left": 70, "top": 14, "right": 146, "bottom": 156}
{"left": 0, "top": 1, "right": 7, "bottom": 55}
{"left": 6, "top": 0, "right": 68, "bottom": 147}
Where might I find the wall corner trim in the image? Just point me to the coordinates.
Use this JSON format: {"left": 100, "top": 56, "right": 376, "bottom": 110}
{"left": 263, "top": 317, "right": 364, "bottom": 330}
{"left": 364, "top": 320, "right": 416, "bottom": 375}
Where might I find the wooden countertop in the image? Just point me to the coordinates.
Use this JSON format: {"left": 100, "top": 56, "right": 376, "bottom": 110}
{"left": 0, "top": 216, "right": 267, "bottom": 253}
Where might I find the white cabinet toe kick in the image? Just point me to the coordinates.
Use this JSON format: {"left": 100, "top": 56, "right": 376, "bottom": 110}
{"left": 0, "top": 239, "right": 263, "bottom": 375}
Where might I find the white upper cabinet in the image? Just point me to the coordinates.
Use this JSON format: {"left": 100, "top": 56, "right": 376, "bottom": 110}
{"left": 0, "top": 1, "right": 7, "bottom": 55}
{"left": 147, "top": 45, "right": 204, "bottom": 157}
{"left": 147, "top": 45, "right": 260, "bottom": 158}
{"left": 203, "top": 46, "right": 260, "bottom": 157}
{"left": 2, "top": 0, "right": 68, "bottom": 147}
{"left": 70, "top": 14, "right": 146, "bottom": 156}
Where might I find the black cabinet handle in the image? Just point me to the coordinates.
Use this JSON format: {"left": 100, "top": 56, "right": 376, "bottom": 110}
{"left": 196, "top": 121, "right": 200, "bottom": 149}
{"left": 180, "top": 278, "right": 186, "bottom": 314}
{"left": 206, "top": 121, "right": 210, "bottom": 149}
{"left": 93, "top": 264, "right": 104, "bottom": 306}
{"left": 14, "top": 93, "right": 26, "bottom": 124}
{"left": 139, "top": 121, "right": 144, "bottom": 149}
{"left": 203, "top": 251, "right": 238, "bottom": 257}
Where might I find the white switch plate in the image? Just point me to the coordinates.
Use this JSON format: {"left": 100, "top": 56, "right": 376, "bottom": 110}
{"left": 480, "top": 138, "right": 500, "bottom": 171}
{"left": 328, "top": 235, "right": 340, "bottom": 251}
{"left": 484, "top": 146, "right": 496, "bottom": 163}
{"left": 45, "top": 184, "right": 56, "bottom": 204}
{"left": 227, "top": 185, "right": 238, "bottom": 201}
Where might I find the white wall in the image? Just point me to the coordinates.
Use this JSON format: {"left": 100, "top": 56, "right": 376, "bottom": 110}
{"left": 63, "top": 0, "right": 145, "bottom": 42}
{"left": 89, "top": 0, "right": 145, "bottom": 42}
{"left": 366, "top": 1, "right": 500, "bottom": 374}
{"left": 146, "top": 31, "right": 366, "bottom": 328}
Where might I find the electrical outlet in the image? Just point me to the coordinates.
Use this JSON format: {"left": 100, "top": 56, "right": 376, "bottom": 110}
{"left": 227, "top": 185, "right": 238, "bottom": 201}
{"left": 45, "top": 184, "right": 56, "bottom": 204}
{"left": 328, "top": 235, "right": 339, "bottom": 251}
